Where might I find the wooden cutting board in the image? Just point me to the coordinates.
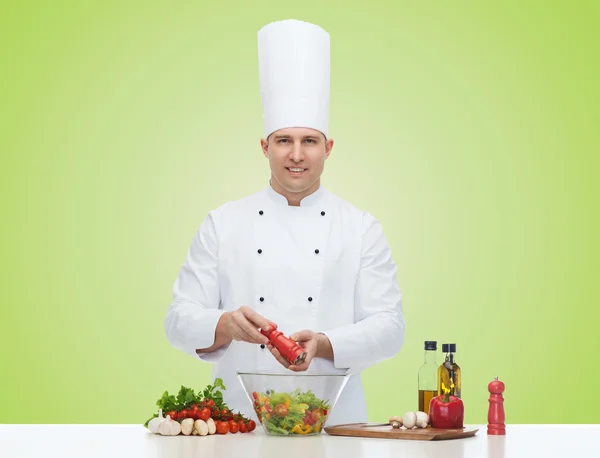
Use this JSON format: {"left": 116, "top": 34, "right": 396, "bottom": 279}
{"left": 324, "top": 423, "right": 479, "bottom": 441}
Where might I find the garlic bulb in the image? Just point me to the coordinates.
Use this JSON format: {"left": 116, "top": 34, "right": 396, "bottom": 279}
{"left": 157, "top": 415, "right": 182, "bottom": 436}
{"left": 181, "top": 418, "right": 194, "bottom": 436}
{"left": 194, "top": 419, "right": 209, "bottom": 436}
{"left": 147, "top": 409, "right": 164, "bottom": 434}
{"left": 206, "top": 418, "right": 216, "bottom": 435}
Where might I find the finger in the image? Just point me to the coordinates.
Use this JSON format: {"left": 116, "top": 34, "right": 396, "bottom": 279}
{"left": 288, "top": 357, "right": 311, "bottom": 371}
{"left": 289, "top": 330, "right": 313, "bottom": 342}
{"left": 267, "top": 344, "right": 290, "bottom": 368}
{"left": 237, "top": 308, "right": 270, "bottom": 344}
{"left": 234, "top": 312, "right": 269, "bottom": 345}
{"left": 242, "top": 306, "right": 273, "bottom": 333}
{"left": 230, "top": 316, "right": 262, "bottom": 343}
{"left": 289, "top": 342, "right": 316, "bottom": 371}
{"left": 230, "top": 327, "right": 255, "bottom": 343}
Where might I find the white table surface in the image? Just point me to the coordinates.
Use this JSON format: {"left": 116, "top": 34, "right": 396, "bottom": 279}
{"left": 1, "top": 424, "right": 599, "bottom": 458}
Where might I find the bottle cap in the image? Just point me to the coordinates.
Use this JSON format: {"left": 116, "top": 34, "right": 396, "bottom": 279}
{"left": 424, "top": 341, "right": 437, "bottom": 350}
{"left": 442, "top": 343, "right": 456, "bottom": 352}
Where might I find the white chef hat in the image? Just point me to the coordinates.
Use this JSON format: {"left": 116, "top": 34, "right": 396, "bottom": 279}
{"left": 257, "top": 19, "right": 330, "bottom": 139}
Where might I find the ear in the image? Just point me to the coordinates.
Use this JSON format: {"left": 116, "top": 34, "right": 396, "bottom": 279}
{"left": 260, "top": 138, "right": 269, "bottom": 158}
{"left": 325, "top": 138, "right": 334, "bottom": 159}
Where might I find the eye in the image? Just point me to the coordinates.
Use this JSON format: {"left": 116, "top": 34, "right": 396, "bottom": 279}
{"left": 278, "top": 139, "right": 288, "bottom": 143}
{"left": 305, "top": 139, "right": 315, "bottom": 143}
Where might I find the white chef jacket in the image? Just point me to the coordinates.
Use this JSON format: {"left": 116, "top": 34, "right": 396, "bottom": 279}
{"left": 164, "top": 184, "right": 405, "bottom": 426}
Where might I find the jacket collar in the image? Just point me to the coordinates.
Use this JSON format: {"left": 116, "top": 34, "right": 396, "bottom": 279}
{"left": 266, "top": 181, "right": 325, "bottom": 207}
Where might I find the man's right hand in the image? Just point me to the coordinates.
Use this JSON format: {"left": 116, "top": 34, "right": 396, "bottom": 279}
{"left": 223, "top": 306, "right": 272, "bottom": 346}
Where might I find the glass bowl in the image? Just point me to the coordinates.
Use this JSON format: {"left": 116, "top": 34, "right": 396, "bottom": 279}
{"left": 236, "top": 371, "right": 349, "bottom": 436}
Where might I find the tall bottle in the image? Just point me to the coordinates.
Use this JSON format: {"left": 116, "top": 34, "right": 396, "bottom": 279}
{"left": 418, "top": 341, "right": 438, "bottom": 414}
{"left": 438, "top": 343, "right": 461, "bottom": 398}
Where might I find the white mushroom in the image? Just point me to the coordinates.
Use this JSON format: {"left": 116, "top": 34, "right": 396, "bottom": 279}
{"left": 389, "top": 416, "right": 403, "bottom": 428}
{"left": 206, "top": 418, "right": 216, "bottom": 435}
{"left": 180, "top": 418, "right": 194, "bottom": 436}
{"left": 194, "top": 419, "right": 209, "bottom": 436}
{"left": 402, "top": 411, "right": 417, "bottom": 429}
{"left": 415, "top": 411, "right": 429, "bottom": 428}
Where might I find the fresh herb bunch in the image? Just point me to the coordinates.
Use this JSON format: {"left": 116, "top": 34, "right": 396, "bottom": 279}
{"left": 144, "top": 378, "right": 250, "bottom": 427}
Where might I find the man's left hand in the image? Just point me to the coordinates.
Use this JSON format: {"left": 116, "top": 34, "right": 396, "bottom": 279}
{"left": 267, "top": 330, "right": 324, "bottom": 372}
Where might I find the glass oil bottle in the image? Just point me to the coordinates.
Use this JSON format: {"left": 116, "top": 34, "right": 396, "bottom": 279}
{"left": 418, "top": 341, "right": 438, "bottom": 414}
{"left": 438, "top": 343, "right": 461, "bottom": 398}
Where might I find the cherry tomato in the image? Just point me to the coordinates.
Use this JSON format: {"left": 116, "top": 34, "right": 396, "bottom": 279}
{"left": 202, "top": 399, "right": 215, "bottom": 407}
{"left": 198, "top": 407, "right": 211, "bottom": 421}
{"left": 228, "top": 420, "right": 239, "bottom": 433}
{"left": 239, "top": 421, "right": 249, "bottom": 433}
{"left": 216, "top": 421, "right": 230, "bottom": 435}
{"left": 248, "top": 420, "right": 256, "bottom": 432}
{"left": 179, "top": 409, "right": 189, "bottom": 420}
{"left": 166, "top": 411, "right": 178, "bottom": 420}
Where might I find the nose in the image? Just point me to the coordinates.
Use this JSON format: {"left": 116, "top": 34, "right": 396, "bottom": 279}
{"left": 289, "top": 142, "right": 305, "bottom": 163}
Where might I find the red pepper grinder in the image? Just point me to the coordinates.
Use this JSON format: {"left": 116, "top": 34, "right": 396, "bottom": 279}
{"left": 260, "top": 322, "right": 306, "bottom": 366}
{"left": 487, "top": 376, "right": 506, "bottom": 435}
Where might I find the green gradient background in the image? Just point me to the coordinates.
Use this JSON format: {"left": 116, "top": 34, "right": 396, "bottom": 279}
{"left": 1, "top": 1, "right": 599, "bottom": 424}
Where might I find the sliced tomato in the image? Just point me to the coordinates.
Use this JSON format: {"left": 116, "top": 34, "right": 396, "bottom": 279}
{"left": 274, "top": 404, "right": 288, "bottom": 417}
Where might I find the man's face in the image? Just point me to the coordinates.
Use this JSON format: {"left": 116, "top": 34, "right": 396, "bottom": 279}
{"left": 260, "top": 127, "right": 334, "bottom": 195}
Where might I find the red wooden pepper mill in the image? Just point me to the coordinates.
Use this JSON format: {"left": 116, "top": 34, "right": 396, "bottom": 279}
{"left": 487, "top": 376, "right": 506, "bottom": 435}
{"left": 260, "top": 322, "right": 306, "bottom": 366}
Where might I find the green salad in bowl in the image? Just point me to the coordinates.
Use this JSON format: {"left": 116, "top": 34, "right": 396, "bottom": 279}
{"left": 237, "top": 371, "right": 349, "bottom": 436}
{"left": 252, "top": 388, "right": 330, "bottom": 435}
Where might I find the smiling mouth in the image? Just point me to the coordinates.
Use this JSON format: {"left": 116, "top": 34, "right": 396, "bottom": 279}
{"left": 286, "top": 167, "right": 307, "bottom": 173}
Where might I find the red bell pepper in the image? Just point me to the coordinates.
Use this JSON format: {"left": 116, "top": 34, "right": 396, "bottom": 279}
{"left": 429, "top": 392, "right": 464, "bottom": 429}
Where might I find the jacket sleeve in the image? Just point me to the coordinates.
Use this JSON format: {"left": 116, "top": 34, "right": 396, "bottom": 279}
{"left": 164, "top": 211, "right": 231, "bottom": 362}
{"left": 321, "top": 212, "right": 405, "bottom": 372}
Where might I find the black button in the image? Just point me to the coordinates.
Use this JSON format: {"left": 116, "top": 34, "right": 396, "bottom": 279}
{"left": 258, "top": 249, "right": 262, "bottom": 254}
{"left": 260, "top": 344, "right": 265, "bottom": 349}
{"left": 321, "top": 211, "right": 325, "bottom": 216}
{"left": 308, "top": 297, "right": 313, "bottom": 302}
{"left": 260, "top": 297, "right": 264, "bottom": 302}
{"left": 315, "top": 249, "right": 319, "bottom": 254}
{"left": 259, "top": 210, "right": 264, "bottom": 215}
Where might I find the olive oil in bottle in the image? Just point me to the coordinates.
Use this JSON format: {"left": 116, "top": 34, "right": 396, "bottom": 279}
{"left": 438, "top": 343, "right": 461, "bottom": 398}
{"left": 418, "top": 341, "right": 438, "bottom": 414}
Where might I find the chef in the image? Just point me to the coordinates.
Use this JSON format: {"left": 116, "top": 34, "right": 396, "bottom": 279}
{"left": 164, "top": 19, "right": 405, "bottom": 426}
